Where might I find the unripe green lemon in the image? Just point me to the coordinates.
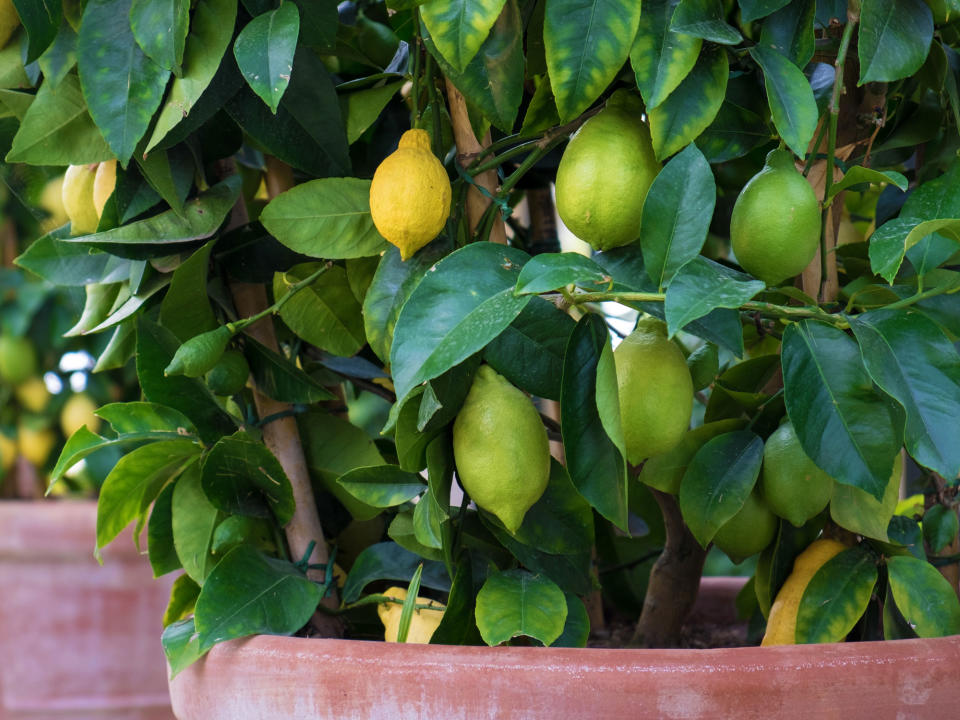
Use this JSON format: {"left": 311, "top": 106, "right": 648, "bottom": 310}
{"left": 205, "top": 349, "right": 250, "bottom": 396}
{"left": 712, "top": 489, "right": 777, "bottom": 563}
{"left": 555, "top": 90, "right": 660, "bottom": 251}
{"left": 0, "top": 336, "right": 38, "bottom": 385}
{"left": 761, "top": 421, "right": 833, "bottom": 527}
{"left": 452, "top": 365, "right": 550, "bottom": 533}
{"left": 729, "top": 149, "right": 820, "bottom": 286}
{"left": 614, "top": 317, "right": 693, "bottom": 465}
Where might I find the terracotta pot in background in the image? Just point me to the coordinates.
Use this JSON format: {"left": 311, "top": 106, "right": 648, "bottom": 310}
{"left": 0, "top": 501, "right": 174, "bottom": 720}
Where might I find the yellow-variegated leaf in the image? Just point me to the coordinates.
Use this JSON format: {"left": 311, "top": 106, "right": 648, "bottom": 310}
{"left": 420, "top": 0, "right": 507, "bottom": 73}
{"left": 631, "top": 0, "right": 702, "bottom": 110}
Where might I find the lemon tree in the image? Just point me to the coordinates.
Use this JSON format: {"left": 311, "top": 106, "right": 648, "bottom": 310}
{"left": 3, "top": 0, "right": 960, "bottom": 671}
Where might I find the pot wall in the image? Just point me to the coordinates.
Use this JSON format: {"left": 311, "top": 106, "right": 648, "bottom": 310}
{"left": 0, "top": 501, "right": 174, "bottom": 720}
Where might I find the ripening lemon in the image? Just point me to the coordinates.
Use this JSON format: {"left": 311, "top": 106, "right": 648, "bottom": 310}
{"left": 614, "top": 317, "right": 693, "bottom": 464}
{"left": 0, "top": 336, "right": 37, "bottom": 386}
{"left": 17, "top": 422, "right": 56, "bottom": 467}
{"left": 14, "top": 376, "right": 50, "bottom": 413}
{"left": 729, "top": 149, "right": 820, "bottom": 286}
{"left": 555, "top": 90, "right": 660, "bottom": 251}
{"left": 369, "top": 129, "right": 451, "bottom": 260}
{"left": 452, "top": 365, "right": 550, "bottom": 534}
{"left": 378, "top": 586, "right": 445, "bottom": 643}
{"left": 712, "top": 489, "right": 778, "bottom": 563}
{"left": 93, "top": 160, "right": 117, "bottom": 219}
{"left": 760, "top": 421, "right": 833, "bottom": 527}
{"left": 62, "top": 164, "right": 100, "bottom": 235}
{"left": 60, "top": 393, "right": 100, "bottom": 437}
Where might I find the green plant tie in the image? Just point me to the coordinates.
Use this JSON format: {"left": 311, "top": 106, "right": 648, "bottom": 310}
{"left": 455, "top": 161, "right": 512, "bottom": 220}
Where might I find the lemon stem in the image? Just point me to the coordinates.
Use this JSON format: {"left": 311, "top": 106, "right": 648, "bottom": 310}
{"left": 231, "top": 263, "right": 331, "bottom": 333}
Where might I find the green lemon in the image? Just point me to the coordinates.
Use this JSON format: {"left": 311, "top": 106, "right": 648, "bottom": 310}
{"left": 452, "top": 365, "right": 550, "bottom": 533}
{"left": 0, "top": 336, "right": 38, "bottom": 386}
{"left": 614, "top": 317, "right": 693, "bottom": 465}
{"left": 555, "top": 90, "right": 660, "bottom": 251}
{"left": 712, "top": 489, "right": 777, "bottom": 563}
{"left": 205, "top": 350, "right": 250, "bottom": 396}
{"left": 760, "top": 421, "right": 833, "bottom": 527}
{"left": 729, "top": 148, "right": 820, "bottom": 286}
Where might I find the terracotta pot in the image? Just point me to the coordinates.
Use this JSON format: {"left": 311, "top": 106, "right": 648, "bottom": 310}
{"left": 170, "top": 575, "right": 960, "bottom": 719}
{"left": 0, "top": 501, "right": 174, "bottom": 720}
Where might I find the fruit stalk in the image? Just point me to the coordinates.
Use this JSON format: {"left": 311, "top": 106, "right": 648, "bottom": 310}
{"left": 631, "top": 489, "right": 707, "bottom": 647}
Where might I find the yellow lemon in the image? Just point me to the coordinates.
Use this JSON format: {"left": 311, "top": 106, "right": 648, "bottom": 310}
{"left": 369, "top": 129, "right": 451, "bottom": 260}
{"left": 377, "top": 586, "right": 445, "bottom": 643}
{"left": 730, "top": 149, "right": 820, "bottom": 286}
{"left": 614, "top": 317, "right": 693, "bottom": 464}
{"left": 60, "top": 393, "right": 100, "bottom": 437}
{"left": 93, "top": 160, "right": 117, "bottom": 219}
{"left": 18, "top": 423, "right": 56, "bottom": 467}
{"left": 14, "top": 376, "right": 50, "bottom": 413}
{"left": 555, "top": 90, "right": 660, "bottom": 251}
{"left": 62, "top": 164, "right": 100, "bottom": 235}
{"left": 761, "top": 538, "right": 848, "bottom": 645}
{"left": 453, "top": 365, "right": 550, "bottom": 533}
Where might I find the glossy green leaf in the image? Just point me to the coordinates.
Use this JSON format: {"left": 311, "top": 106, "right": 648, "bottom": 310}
{"left": 475, "top": 569, "right": 567, "bottom": 646}
{"left": 514, "top": 252, "right": 610, "bottom": 295}
{"left": 670, "top": 0, "right": 742, "bottom": 45}
{"left": 244, "top": 338, "right": 335, "bottom": 404}
{"left": 416, "top": 357, "right": 481, "bottom": 436}
{"left": 430, "top": 557, "right": 483, "bottom": 646}
{"left": 12, "top": 0, "right": 61, "bottom": 62}
{"left": 630, "top": 0, "right": 702, "bottom": 110}
{"left": 336, "top": 465, "right": 426, "bottom": 507}
{"left": 420, "top": 0, "right": 507, "bottom": 73}
{"left": 648, "top": 44, "right": 728, "bottom": 160}
{"left": 6, "top": 74, "right": 114, "bottom": 164}
{"left": 77, "top": 0, "right": 171, "bottom": 164}
{"left": 641, "top": 143, "right": 716, "bottom": 289}
{"left": 172, "top": 463, "right": 220, "bottom": 583}
{"left": 888, "top": 555, "right": 960, "bottom": 637}
{"left": 738, "top": 0, "right": 789, "bottom": 21}
{"left": 795, "top": 546, "right": 878, "bottom": 643}
{"left": 162, "top": 573, "right": 200, "bottom": 627}
{"left": 826, "top": 166, "right": 908, "bottom": 203}
{"left": 234, "top": 2, "right": 299, "bottom": 114}
{"left": 922, "top": 505, "right": 959, "bottom": 554}
{"left": 260, "top": 178, "right": 387, "bottom": 259}
{"left": 160, "top": 240, "right": 217, "bottom": 342}
{"left": 544, "top": 0, "right": 642, "bottom": 121}
{"left": 339, "top": 80, "right": 403, "bottom": 144}
{"left": 145, "top": 0, "right": 238, "bottom": 152}
{"left": 759, "top": 0, "right": 815, "bottom": 68}
{"left": 830, "top": 456, "right": 900, "bottom": 541}
{"left": 341, "top": 542, "right": 451, "bottom": 603}
{"left": 850, "top": 309, "right": 960, "bottom": 479}
{"left": 64, "top": 282, "right": 123, "bottom": 336}
{"left": 147, "top": 480, "right": 181, "bottom": 577}
{"left": 412, "top": 485, "right": 445, "bottom": 550}
{"left": 551, "top": 593, "right": 590, "bottom": 647}
{"left": 678, "top": 430, "right": 764, "bottom": 548}
{"left": 749, "top": 46, "right": 818, "bottom": 159}
{"left": 664, "top": 256, "right": 764, "bottom": 337}
{"left": 390, "top": 242, "right": 530, "bottom": 407}
{"left": 859, "top": 0, "right": 933, "bottom": 84}
{"left": 130, "top": 0, "right": 189, "bottom": 73}
{"left": 899, "top": 162, "right": 960, "bottom": 278}
{"left": 638, "top": 418, "right": 745, "bottom": 494}
{"left": 96, "top": 439, "right": 201, "bottom": 551}
{"left": 273, "top": 264, "right": 364, "bottom": 357}
{"left": 696, "top": 75, "right": 772, "bottom": 162}
{"left": 194, "top": 545, "right": 321, "bottom": 651}
{"left": 782, "top": 320, "right": 904, "bottom": 501}
{"left": 97, "top": 401, "right": 197, "bottom": 435}
{"left": 388, "top": 511, "right": 444, "bottom": 560}
{"left": 201, "top": 431, "right": 295, "bottom": 524}
{"left": 870, "top": 218, "right": 960, "bottom": 285}
{"left": 560, "top": 313, "right": 628, "bottom": 530}
{"left": 162, "top": 618, "right": 207, "bottom": 679}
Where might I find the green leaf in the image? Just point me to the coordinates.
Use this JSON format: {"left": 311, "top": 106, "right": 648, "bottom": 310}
{"left": 130, "top": 0, "right": 189, "bottom": 73}
{"left": 782, "top": 320, "right": 904, "bottom": 501}
{"left": 388, "top": 511, "right": 443, "bottom": 560}
{"left": 422, "top": 0, "right": 524, "bottom": 132}
{"left": 273, "top": 263, "right": 364, "bottom": 357}
{"left": 869, "top": 217, "right": 960, "bottom": 284}
{"left": 738, "top": 0, "right": 789, "bottom": 21}
{"left": 244, "top": 337, "right": 335, "bottom": 404}
{"left": 260, "top": 178, "right": 388, "bottom": 259}
{"left": 826, "top": 166, "right": 908, "bottom": 204}
{"left": 160, "top": 241, "right": 217, "bottom": 342}
{"left": 77, "top": 0, "right": 171, "bottom": 164}
{"left": 850, "top": 309, "right": 960, "bottom": 479}
{"left": 859, "top": 0, "right": 933, "bottom": 84}
{"left": 795, "top": 546, "right": 878, "bottom": 643}
{"left": 336, "top": 465, "right": 426, "bottom": 507}
{"left": 514, "top": 252, "right": 610, "bottom": 295}
{"left": 194, "top": 545, "right": 321, "bottom": 651}
{"left": 163, "top": 572, "right": 200, "bottom": 627}
{"left": 483, "top": 296, "right": 575, "bottom": 400}
{"left": 172, "top": 462, "right": 220, "bottom": 583}
{"left": 637, "top": 418, "right": 745, "bottom": 494}
{"left": 6, "top": 73, "right": 114, "bottom": 165}
{"left": 830, "top": 455, "right": 900, "bottom": 541}
{"left": 887, "top": 555, "right": 960, "bottom": 637}
{"left": 552, "top": 593, "right": 590, "bottom": 647}
{"left": 201, "top": 431, "right": 295, "bottom": 524}
{"left": 145, "top": 0, "right": 238, "bottom": 152}
{"left": 749, "top": 45, "right": 818, "bottom": 159}
{"left": 560, "top": 313, "right": 628, "bottom": 530}
{"left": 233, "top": 2, "right": 299, "bottom": 114}
{"left": 96, "top": 439, "right": 201, "bottom": 550}
{"left": 664, "top": 256, "right": 764, "bottom": 337}
{"left": 630, "top": 0, "right": 702, "bottom": 110}
{"left": 641, "top": 143, "right": 716, "bottom": 289}
{"left": 338, "top": 80, "right": 403, "bottom": 144}
{"left": 475, "top": 569, "right": 567, "bottom": 646}
{"left": 759, "top": 0, "right": 815, "bottom": 68}
{"left": 670, "top": 0, "right": 742, "bottom": 45}
{"left": 15, "top": 232, "right": 130, "bottom": 286}
{"left": 147, "top": 480, "right": 181, "bottom": 576}
{"left": 390, "top": 242, "right": 530, "bottom": 407}
{"left": 420, "top": 0, "right": 507, "bottom": 73}
{"left": 97, "top": 401, "right": 198, "bottom": 435}
{"left": 544, "top": 0, "right": 642, "bottom": 121}
{"left": 12, "top": 0, "right": 62, "bottom": 62}
{"left": 341, "top": 542, "right": 451, "bottom": 603}
{"left": 430, "top": 557, "right": 483, "bottom": 645}
{"left": 648, "top": 43, "right": 728, "bottom": 160}
{"left": 922, "top": 505, "right": 959, "bottom": 554}
{"left": 678, "top": 430, "right": 764, "bottom": 548}
{"left": 162, "top": 618, "right": 207, "bottom": 679}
